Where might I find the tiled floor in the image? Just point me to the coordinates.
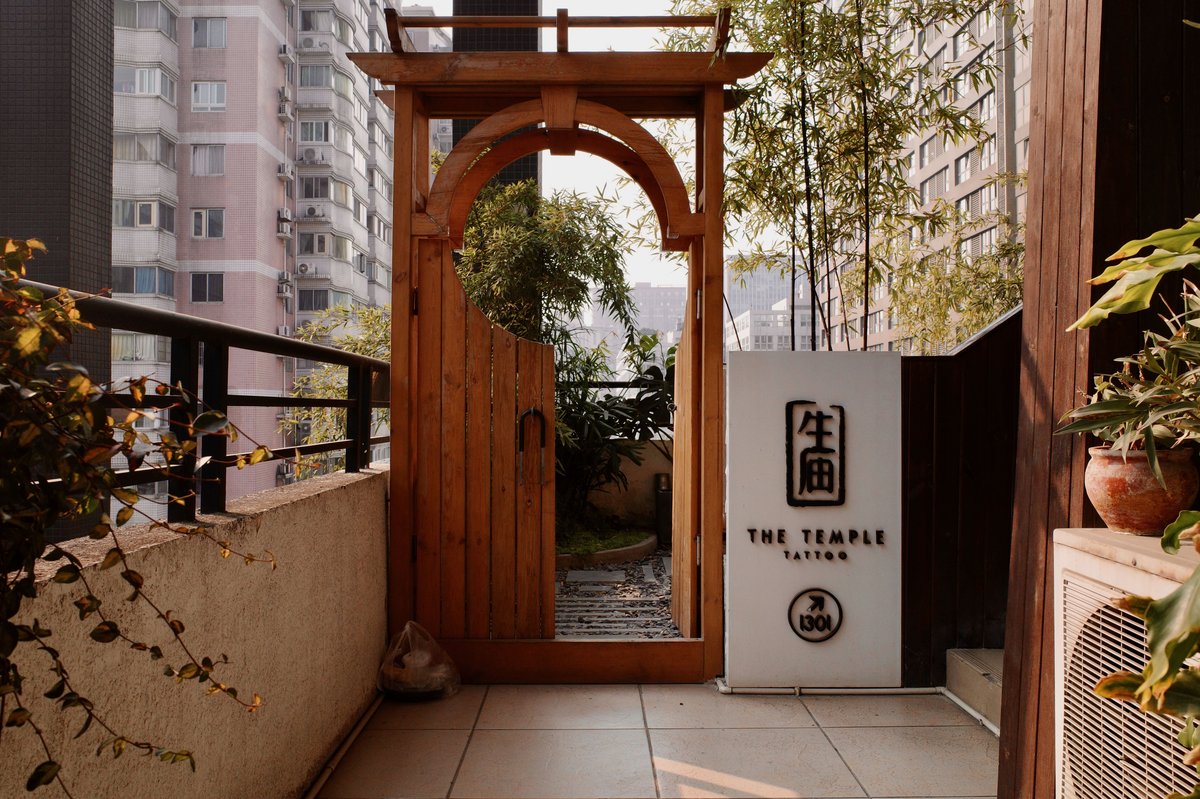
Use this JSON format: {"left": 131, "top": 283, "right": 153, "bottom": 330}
{"left": 318, "top": 684, "right": 998, "bottom": 799}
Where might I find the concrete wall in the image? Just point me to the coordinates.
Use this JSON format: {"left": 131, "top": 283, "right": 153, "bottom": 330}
{"left": 590, "top": 440, "right": 673, "bottom": 527}
{"left": 1, "top": 469, "right": 389, "bottom": 799}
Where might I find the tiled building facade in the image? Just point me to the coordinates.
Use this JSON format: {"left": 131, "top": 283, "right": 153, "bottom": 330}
{"left": 818, "top": 2, "right": 1032, "bottom": 354}
{"left": 110, "top": 0, "right": 402, "bottom": 500}
{"left": 451, "top": 0, "right": 540, "bottom": 185}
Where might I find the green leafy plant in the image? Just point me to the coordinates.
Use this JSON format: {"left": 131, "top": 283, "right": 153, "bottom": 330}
{"left": 1061, "top": 216, "right": 1200, "bottom": 798}
{"left": 652, "top": 0, "right": 1010, "bottom": 350}
{"left": 1060, "top": 283, "right": 1200, "bottom": 483}
{"left": 1069, "top": 216, "right": 1200, "bottom": 331}
{"left": 1, "top": 238, "right": 274, "bottom": 796}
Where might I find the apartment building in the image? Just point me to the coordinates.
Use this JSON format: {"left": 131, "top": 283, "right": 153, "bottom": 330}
{"left": 724, "top": 266, "right": 814, "bottom": 353}
{"left": 451, "top": 0, "right": 541, "bottom": 185}
{"left": 111, "top": 0, "right": 402, "bottom": 501}
{"left": 818, "top": 2, "right": 1032, "bottom": 354}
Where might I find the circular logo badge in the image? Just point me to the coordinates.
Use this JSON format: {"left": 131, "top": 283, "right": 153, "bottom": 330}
{"left": 788, "top": 588, "right": 843, "bottom": 643}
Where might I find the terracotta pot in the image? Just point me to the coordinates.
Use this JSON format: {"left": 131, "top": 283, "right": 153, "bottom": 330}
{"left": 1084, "top": 446, "right": 1199, "bottom": 535}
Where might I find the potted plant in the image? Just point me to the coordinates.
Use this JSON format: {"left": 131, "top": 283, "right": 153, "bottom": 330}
{"left": 1060, "top": 285, "right": 1200, "bottom": 534}
{"left": 1063, "top": 214, "right": 1200, "bottom": 796}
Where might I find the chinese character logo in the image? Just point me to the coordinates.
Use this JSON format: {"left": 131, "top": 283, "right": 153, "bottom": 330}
{"left": 786, "top": 400, "right": 845, "bottom": 506}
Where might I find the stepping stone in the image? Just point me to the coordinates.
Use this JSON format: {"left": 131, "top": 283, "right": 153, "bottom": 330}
{"left": 642, "top": 564, "right": 657, "bottom": 584}
{"left": 662, "top": 556, "right": 672, "bottom": 575}
{"left": 567, "top": 569, "right": 625, "bottom": 583}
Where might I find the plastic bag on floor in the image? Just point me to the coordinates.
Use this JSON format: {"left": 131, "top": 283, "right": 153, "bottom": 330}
{"left": 378, "top": 621, "right": 461, "bottom": 700}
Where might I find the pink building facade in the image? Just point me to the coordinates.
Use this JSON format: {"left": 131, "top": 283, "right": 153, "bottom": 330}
{"left": 112, "top": 0, "right": 398, "bottom": 502}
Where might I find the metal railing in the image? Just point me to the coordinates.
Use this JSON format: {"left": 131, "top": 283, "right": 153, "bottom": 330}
{"left": 22, "top": 280, "right": 389, "bottom": 523}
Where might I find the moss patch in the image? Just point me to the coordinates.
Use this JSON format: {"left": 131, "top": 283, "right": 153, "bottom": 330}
{"left": 556, "top": 527, "right": 653, "bottom": 557}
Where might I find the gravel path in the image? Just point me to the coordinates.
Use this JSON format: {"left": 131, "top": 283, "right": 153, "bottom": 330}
{"left": 554, "top": 549, "right": 682, "bottom": 639}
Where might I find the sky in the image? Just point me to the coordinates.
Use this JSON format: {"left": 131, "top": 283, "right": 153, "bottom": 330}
{"left": 417, "top": 0, "right": 696, "bottom": 287}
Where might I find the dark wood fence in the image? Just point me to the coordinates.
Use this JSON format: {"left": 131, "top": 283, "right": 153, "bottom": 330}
{"left": 901, "top": 309, "right": 1021, "bottom": 686}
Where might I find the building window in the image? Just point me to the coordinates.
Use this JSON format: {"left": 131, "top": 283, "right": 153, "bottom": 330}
{"left": 954, "top": 152, "right": 971, "bottom": 184}
{"left": 191, "top": 273, "right": 224, "bottom": 303}
{"left": 113, "top": 132, "right": 176, "bottom": 169}
{"left": 192, "top": 208, "right": 224, "bottom": 238}
{"left": 298, "top": 289, "right": 329, "bottom": 312}
{"left": 1015, "top": 82, "right": 1030, "bottom": 127}
{"left": 112, "top": 333, "right": 171, "bottom": 362}
{"left": 979, "top": 135, "right": 996, "bottom": 169}
{"left": 301, "top": 176, "right": 330, "bottom": 199}
{"left": 970, "top": 90, "right": 995, "bottom": 123}
{"left": 919, "top": 167, "right": 948, "bottom": 205}
{"left": 193, "top": 17, "right": 227, "bottom": 48}
{"left": 300, "top": 120, "right": 331, "bottom": 142}
{"left": 918, "top": 135, "right": 942, "bottom": 168}
{"left": 112, "top": 266, "right": 175, "bottom": 297}
{"left": 112, "top": 199, "right": 175, "bottom": 233}
{"left": 191, "top": 144, "right": 225, "bottom": 176}
{"left": 114, "top": 65, "right": 177, "bottom": 104}
{"left": 299, "top": 233, "right": 328, "bottom": 255}
{"left": 114, "top": 1, "right": 177, "bottom": 39}
{"left": 191, "top": 81, "right": 227, "bottom": 112}
{"left": 300, "top": 65, "right": 331, "bottom": 88}
{"left": 300, "top": 9, "right": 331, "bottom": 31}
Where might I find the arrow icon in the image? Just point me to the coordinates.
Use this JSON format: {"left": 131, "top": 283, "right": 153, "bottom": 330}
{"left": 808, "top": 595, "right": 825, "bottom": 613}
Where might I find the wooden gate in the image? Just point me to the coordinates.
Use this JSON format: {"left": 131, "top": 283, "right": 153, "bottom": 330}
{"left": 354, "top": 10, "right": 770, "bottom": 683}
{"left": 409, "top": 238, "right": 556, "bottom": 642}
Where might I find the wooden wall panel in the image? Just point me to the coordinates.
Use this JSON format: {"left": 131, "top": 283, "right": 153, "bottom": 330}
{"left": 439, "top": 247, "right": 468, "bottom": 638}
{"left": 900, "top": 312, "right": 1019, "bottom": 687}
{"left": 465, "top": 307, "right": 493, "bottom": 639}
{"left": 414, "top": 238, "right": 444, "bottom": 635}
{"left": 1000, "top": 3, "right": 1200, "bottom": 797}
{"left": 541, "top": 347, "right": 556, "bottom": 639}
{"left": 515, "top": 339, "right": 545, "bottom": 637}
{"left": 490, "top": 327, "right": 518, "bottom": 639}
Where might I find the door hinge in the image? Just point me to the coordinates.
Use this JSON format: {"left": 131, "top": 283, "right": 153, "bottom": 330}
{"left": 695, "top": 289, "right": 702, "bottom": 320}
{"left": 695, "top": 535, "right": 701, "bottom": 566}
{"left": 410, "top": 287, "right": 419, "bottom": 316}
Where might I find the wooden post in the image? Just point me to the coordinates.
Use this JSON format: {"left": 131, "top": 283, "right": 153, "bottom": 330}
{"left": 999, "top": 3, "right": 1200, "bottom": 796}
{"left": 700, "top": 84, "right": 725, "bottom": 678}
{"left": 389, "top": 86, "right": 416, "bottom": 636}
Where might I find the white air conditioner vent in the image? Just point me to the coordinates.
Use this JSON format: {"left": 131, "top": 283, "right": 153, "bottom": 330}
{"left": 297, "top": 263, "right": 311, "bottom": 274}
{"left": 301, "top": 37, "right": 315, "bottom": 49}
{"left": 1055, "top": 532, "right": 1200, "bottom": 799}
{"left": 276, "top": 325, "right": 291, "bottom": 337}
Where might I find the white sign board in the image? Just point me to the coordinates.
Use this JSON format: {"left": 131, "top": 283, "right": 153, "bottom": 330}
{"left": 725, "top": 352, "right": 902, "bottom": 689}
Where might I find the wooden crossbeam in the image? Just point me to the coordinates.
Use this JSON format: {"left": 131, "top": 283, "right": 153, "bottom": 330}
{"left": 349, "top": 52, "right": 771, "bottom": 87}
{"left": 390, "top": 14, "right": 717, "bottom": 29}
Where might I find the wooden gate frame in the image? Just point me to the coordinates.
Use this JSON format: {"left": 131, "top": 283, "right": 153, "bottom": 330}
{"left": 351, "top": 12, "right": 769, "bottom": 682}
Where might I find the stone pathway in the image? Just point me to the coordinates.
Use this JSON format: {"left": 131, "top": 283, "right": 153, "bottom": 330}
{"left": 555, "top": 550, "right": 682, "bottom": 639}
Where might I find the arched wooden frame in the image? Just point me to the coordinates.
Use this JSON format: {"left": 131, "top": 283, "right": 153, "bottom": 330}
{"left": 355, "top": 32, "right": 764, "bottom": 679}
{"left": 427, "top": 128, "right": 693, "bottom": 252}
{"left": 416, "top": 97, "right": 702, "bottom": 250}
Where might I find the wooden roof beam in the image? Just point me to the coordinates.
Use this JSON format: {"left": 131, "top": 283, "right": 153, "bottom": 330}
{"left": 389, "top": 14, "right": 718, "bottom": 30}
{"left": 383, "top": 9, "right": 416, "bottom": 53}
{"left": 349, "top": 52, "right": 771, "bottom": 88}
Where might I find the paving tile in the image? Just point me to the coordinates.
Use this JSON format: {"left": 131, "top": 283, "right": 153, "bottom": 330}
{"left": 642, "top": 684, "right": 816, "bottom": 729}
{"left": 368, "top": 686, "right": 487, "bottom": 731}
{"left": 651, "top": 728, "right": 864, "bottom": 798}
{"left": 477, "top": 684, "right": 645, "bottom": 729}
{"left": 567, "top": 569, "right": 626, "bottom": 583}
{"left": 824, "top": 726, "right": 998, "bottom": 798}
{"left": 801, "top": 694, "right": 977, "bottom": 728}
{"left": 451, "top": 729, "right": 656, "bottom": 799}
{"left": 319, "top": 729, "right": 470, "bottom": 799}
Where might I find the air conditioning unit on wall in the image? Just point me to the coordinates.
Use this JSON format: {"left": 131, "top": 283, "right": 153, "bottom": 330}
{"left": 1054, "top": 529, "right": 1200, "bottom": 798}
